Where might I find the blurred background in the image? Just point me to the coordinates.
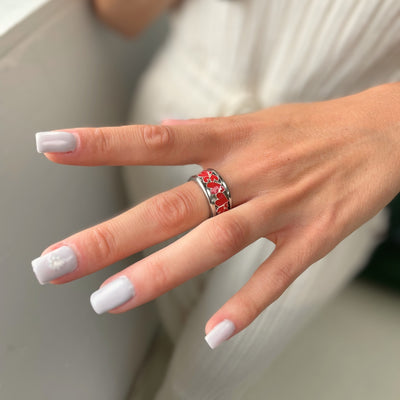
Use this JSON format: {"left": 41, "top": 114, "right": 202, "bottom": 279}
{"left": 0, "top": 1, "right": 399, "bottom": 399}
{"left": 360, "top": 195, "right": 400, "bottom": 289}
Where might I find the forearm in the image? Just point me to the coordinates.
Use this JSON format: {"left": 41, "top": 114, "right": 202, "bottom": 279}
{"left": 92, "top": 0, "right": 178, "bottom": 37}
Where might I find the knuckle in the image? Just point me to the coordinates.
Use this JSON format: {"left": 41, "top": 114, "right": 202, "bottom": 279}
{"left": 236, "top": 292, "right": 262, "bottom": 321}
{"left": 216, "top": 117, "right": 253, "bottom": 146}
{"left": 208, "top": 216, "right": 247, "bottom": 256}
{"left": 92, "top": 128, "right": 111, "bottom": 156}
{"left": 263, "top": 150, "right": 298, "bottom": 185}
{"left": 313, "top": 214, "right": 341, "bottom": 256}
{"left": 293, "top": 227, "right": 323, "bottom": 267}
{"left": 224, "top": 116, "right": 252, "bottom": 135}
{"left": 87, "top": 225, "right": 117, "bottom": 261}
{"left": 299, "top": 237, "right": 317, "bottom": 265}
{"left": 149, "top": 190, "right": 193, "bottom": 232}
{"left": 272, "top": 263, "right": 295, "bottom": 293}
{"left": 146, "top": 256, "right": 170, "bottom": 295}
{"left": 141, "top": 125, "right": 173, "bottom": 153}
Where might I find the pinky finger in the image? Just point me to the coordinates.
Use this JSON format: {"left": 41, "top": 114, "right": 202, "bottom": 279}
{"left": 204, "top": 237, "right": 314, "bottom": 349}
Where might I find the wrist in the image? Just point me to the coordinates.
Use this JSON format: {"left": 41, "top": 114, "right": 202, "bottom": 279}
{"left": 337, "top": 83, "right": 400, "bottom": 196}
{"left": 359, "top": 82, "right": 400, "bottom": 132}
{"left": 356, "top": 82, "right": 400, "bottom": 152}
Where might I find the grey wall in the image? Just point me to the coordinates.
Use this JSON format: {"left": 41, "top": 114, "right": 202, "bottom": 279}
{"left": 0, "top": 1, "right": 166, "bottom": 398}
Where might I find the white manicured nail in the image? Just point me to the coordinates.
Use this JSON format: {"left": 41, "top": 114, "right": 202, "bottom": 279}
{"left": 205, "top": 319, "right": 236, "bottom": 349}
{"left": 31, "top": 246, "right": 78, "bottom": 285}
{"left": 90, "top": 276, "right": 135, "bottom": 315}
{"left": 36, "top": 131, "right": 77, "bottom": 153}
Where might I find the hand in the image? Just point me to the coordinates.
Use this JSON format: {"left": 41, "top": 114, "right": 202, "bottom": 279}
{"left": 32, "top": 83, "right": 400, "bottom": 348}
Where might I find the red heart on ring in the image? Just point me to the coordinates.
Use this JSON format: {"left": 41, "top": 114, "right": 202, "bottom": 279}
{"left": 198, "top": 170, "right": 213, "bottom": 183}
{"left": 207, "top": 181, "right": 225, "bottom": 194}
{"left": 215, "top": 192, "right": 228, "bottom": 208}
{"left": 209, "top": 174, "right": 219, "bottom": 182}
{"left": 216, "top": 203, "right": 229, "bottom": 214}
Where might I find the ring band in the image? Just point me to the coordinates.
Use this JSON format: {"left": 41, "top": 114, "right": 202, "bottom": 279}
{"left": 189, "top": 168, "right": 232, "bottom": 217}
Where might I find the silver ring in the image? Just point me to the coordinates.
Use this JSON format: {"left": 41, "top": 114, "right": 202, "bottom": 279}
{"left": 189, "top": 168, "right": 232, "bottom": 217}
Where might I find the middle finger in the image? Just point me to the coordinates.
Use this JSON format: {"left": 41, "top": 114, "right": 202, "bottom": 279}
{"left": 32, "top": 180, "right": 209, "bottom": 285}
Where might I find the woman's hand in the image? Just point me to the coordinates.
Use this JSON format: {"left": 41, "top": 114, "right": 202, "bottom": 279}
{"left": 32, "top": 83, "right": 400, "bottom": 348}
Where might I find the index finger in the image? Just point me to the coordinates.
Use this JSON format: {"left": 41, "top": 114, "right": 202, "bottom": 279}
{"left": 35, "top": 118, "right": 237, "bottom": 166}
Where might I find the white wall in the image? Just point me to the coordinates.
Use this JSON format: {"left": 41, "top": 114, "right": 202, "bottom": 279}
{"left": 0, "top": 1, "right": 166, "bottom": 398}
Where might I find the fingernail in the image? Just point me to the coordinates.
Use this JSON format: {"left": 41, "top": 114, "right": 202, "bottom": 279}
{"left": 90, "top": 276, "right": 135, "bottom": 315}
{"left": 35, "top": 131, "right": 77, "bottom": 153}
{"left": 31, "top": 246, "right": 78, "bottom": 285}
{"left": 205, "top": 319, "right": 236, "bottom": 349}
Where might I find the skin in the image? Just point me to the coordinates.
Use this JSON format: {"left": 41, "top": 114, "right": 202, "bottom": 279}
{"left": 92, "top": 0, "right": 180, "bottom": 37}
{"left": 40, "top": 83, "right": 400, "bottom": 339}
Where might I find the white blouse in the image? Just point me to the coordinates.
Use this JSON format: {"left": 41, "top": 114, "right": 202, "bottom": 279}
{"left": 130, "top": 0, "right": 400, "bottom": 123}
